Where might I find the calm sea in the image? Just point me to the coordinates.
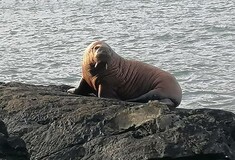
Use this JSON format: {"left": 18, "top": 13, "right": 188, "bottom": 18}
{"left": 0, "top": 0, "right": 234, "bottom": 112}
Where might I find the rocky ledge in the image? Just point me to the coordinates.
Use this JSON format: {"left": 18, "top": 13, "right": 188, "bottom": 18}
{"left": 0, "top": 82, "right": 234, "bottom": 160}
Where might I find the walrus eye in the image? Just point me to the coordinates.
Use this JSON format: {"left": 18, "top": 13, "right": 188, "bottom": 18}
{"left": 94, "top": 46, "right": 100, "bottom": 51}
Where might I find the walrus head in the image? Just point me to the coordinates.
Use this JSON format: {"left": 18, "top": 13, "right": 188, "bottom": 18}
{"left": 84, "top": 41, "right": 114, "bottom": 71}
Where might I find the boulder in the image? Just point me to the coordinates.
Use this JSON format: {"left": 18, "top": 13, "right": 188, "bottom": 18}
{"left": 0, "top": 82, "right": 234, "bottom": 160}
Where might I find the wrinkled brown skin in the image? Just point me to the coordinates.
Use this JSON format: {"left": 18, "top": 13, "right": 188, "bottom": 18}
{"left": 69, "top": 41, "right": 182, "bottom": 107}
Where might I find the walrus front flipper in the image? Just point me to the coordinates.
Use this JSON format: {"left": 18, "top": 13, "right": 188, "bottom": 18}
{"left": 68, "top": 78, "right": 95, "bottom": 96}
{"left": 126, "top": 89, "right": 176, "bottom": 108}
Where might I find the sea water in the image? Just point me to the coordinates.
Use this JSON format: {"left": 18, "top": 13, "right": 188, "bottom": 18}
{"left": 0, "top": 0, "right": 234, "bottom": 112}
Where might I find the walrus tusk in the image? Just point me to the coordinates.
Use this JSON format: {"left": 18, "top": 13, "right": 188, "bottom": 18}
{"left": 95, "top": 62, "right": 98, "bottom": 68}
{"left": 94, "top": 62, "right": 108, "bottom": 69}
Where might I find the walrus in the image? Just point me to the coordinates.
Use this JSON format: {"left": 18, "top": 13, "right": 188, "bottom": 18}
{"left": 68, "top": 41, "right": 182, "bottom": 107}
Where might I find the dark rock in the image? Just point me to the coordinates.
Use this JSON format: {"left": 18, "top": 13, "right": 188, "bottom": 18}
{"left": 0, "top": 120, "right": 8, "bottom": 138}
{"left": 0, "top": 82, "right": 234, "bottom": 160}
{"left": 0, "top": 119, "right": 29, "bottom": 160}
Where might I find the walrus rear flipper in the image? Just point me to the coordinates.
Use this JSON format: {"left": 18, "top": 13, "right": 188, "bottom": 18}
{"left": 68, "top": 78, "right": 95, "bottom": 96}
{"left": 126, "top": 89, "right": 176, "bottom": 108}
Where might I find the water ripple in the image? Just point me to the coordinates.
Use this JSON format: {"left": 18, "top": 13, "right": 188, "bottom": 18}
{"left": 0, "top": 0, "right": 234, "bottom": 112}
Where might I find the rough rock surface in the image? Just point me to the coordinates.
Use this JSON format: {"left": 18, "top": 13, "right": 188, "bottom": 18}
{"left": 0, "top": 82, "right": 234, "bottom": 160}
